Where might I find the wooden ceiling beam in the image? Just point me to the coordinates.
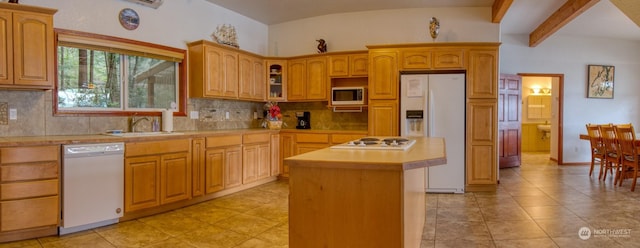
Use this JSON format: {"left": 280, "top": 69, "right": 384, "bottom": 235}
{"left": 492, "top": 0, "right": 513, "bottom": 23}
{"left": 529, "top": 0, "right": 600, "bottom": 47}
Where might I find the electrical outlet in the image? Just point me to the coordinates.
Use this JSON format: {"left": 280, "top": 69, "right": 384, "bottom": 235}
{"left": 189, "top": 111, "right": 199, "bottom": 119}
{"left": 9, "top": 108, "right": 16, "bottom": 120}
{"left": 225, "top": 111, "right": 230, "bottom": 120}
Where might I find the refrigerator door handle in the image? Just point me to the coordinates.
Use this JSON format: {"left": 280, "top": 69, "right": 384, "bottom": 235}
{"left": 428, "top": 89, "right": 434, "bottom": 136}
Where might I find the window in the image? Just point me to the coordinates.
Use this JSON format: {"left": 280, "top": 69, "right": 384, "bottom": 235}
{"left": 54, "top": 29, "right": 186, "bottom": 116}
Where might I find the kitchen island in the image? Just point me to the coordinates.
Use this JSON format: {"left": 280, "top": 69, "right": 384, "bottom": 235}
{"left": 285, "top": 137, "right": 446, "bottom": 248}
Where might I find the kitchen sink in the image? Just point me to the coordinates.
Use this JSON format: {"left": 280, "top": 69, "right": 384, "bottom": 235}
{"left": 537, "top": 124, "right": 551, "bottom": 132}
{"left": 103, "top": 132, "right": 183, "bottom": 137}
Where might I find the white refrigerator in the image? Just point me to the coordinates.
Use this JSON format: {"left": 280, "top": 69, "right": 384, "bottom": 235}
{"left": 400, "top": 73, "right": 465, "bottom": 193}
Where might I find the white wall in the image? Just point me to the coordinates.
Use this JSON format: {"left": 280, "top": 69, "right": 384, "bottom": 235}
{"left": 21, "top": 0, "right": 269, "bottom": 54}
{"left": 268, "top": 7, "right": 499, "bottom": 56}
{"left": 501, "top": 34, "right": 640, "bottom": 163}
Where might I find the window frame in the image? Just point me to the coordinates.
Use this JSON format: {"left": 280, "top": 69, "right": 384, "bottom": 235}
{"left": 53, "top": 29, "right": 187, "bottom": 117}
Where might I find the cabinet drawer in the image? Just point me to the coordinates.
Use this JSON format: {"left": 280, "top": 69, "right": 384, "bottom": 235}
{"left": 0, "top": 179, "right": 58, "bottom": 200}
{"left": 331, "top": 134, "right": 366, "bottom": 144}
{"left": 206, "top": 135, "right": 242, "bottom": 148}
{"left": 0, "top": 146, "right": 59, "bottom": 164}
{"left": 1, "top": 196, "right": 59, "bottom": 231}
{"left": 126, "top": 139, "right": 190, "bottom": 157}
{"left": 433, "top": 49, "right": 465, "bottom": 68}
{"left": 296, "top": 133, "right": 330, "bottom": 143}
{"left": 1, "top": 161, "right": 59, "bottom": 182}
{"left": 243, "top": 133, "right": 270, "bottom": 144}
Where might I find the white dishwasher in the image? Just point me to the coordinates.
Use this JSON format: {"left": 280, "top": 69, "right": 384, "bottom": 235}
{"left": 59, "top": 143, "right": 124, "bottom": 235}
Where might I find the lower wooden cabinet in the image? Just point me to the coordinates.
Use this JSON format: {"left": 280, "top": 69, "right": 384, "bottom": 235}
{"left": 0, "top": 145, "right": 60, "bottom": 241}
{"left": 280, "top": 133, "right": 295, "bottom": 177}
{"left": 224, "top": 146, "right": 243, "bottom": 188}
{"left": 125, "top": 139, "right": 191, "bottom": 213}
{"left": 270, "top": 133, "right": 281, "bottom": 176}
{"left": 242, "top": 133, "right": 271, "bottom": 184}
{"left": 204, "top": 149, "right": 225, "bottom": 193}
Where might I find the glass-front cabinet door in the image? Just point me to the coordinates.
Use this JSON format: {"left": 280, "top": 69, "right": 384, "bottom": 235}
{"left": 266, "top": 60, "right": 287, "bottom": 101}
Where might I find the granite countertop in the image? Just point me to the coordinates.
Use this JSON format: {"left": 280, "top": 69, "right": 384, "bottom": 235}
{"left": 0, "top": 128, "right": 369, "bottom": 147}
{"left": 284, "top": 137, "right": 447, "bottom": 171}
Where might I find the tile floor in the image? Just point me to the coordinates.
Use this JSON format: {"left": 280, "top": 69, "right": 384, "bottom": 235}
{"left": 3, "top": 152, "right": 640, "bottom": 248}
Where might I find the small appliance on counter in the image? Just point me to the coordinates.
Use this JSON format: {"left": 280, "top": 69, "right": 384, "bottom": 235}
{"left": 296, "top": 111, "right": 311, "bottom": 129}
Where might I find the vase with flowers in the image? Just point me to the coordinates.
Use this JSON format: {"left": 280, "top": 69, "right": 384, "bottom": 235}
{"left": 264, "top": 101, "right": 283, "bottom": 129}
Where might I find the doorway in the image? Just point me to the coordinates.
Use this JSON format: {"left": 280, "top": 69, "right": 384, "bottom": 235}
{"left": 519, "top": 73, "right": 564, "bottom": 164}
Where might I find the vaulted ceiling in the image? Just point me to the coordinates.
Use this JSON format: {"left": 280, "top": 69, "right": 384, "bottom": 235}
{"left": 205, "top": 0, "right": 640, "bottom": 47}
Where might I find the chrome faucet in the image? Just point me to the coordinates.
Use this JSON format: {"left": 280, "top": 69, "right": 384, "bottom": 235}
{"left": 130, "top": 116, "right": 149, "bottom": 132}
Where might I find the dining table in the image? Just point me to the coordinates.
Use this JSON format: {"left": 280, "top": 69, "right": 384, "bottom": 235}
{"left": 580, "top": 133, "right": 640, "bottom": 145}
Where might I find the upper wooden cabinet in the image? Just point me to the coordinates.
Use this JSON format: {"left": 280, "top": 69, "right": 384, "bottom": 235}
{"left": 0, "top": 4, "right": 56, "bottom": 89}
{"left": 239, "top": 53, "right": 266, "bottom": 101}
{"left": 432, "top": 48, "right": 465, "bottom": 69}
{"left": 468, "top": 49, "right": 498, "bottom": 99}
{"left": 368, "top": 50, "right": 398, "bottom": 100}
{"left": 188, "top": 41, "right": 239, "bottom": 99}
{"left": 400, "top": 48, "right": 432, "bottom": 70}
{"left": 328, "top": 53, "right": 368, "bottom": 77}
{"left": 266, "top": 60, "right": 287, "bottom": 101}
{"left": 287, "top": 56, "right": 327, "bottom": 101}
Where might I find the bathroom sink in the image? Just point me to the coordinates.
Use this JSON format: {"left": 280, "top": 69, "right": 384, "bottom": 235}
{"left": 103, "top": 132, "right": 183, "bottom": 137}
{"left": 537, "top": 125, "right": 551, "bottom": 132}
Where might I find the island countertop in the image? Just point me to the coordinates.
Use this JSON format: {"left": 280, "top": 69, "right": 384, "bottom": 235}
{"left": 285, "top": 136, "right": 447, "bottom": 248}
{"left": 284, "top": 136, "right": 447, "bottom": 171}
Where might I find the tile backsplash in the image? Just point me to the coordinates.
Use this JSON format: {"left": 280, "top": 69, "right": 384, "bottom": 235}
{"left": 0, "top": 90, "right": 367, "bottom": 137}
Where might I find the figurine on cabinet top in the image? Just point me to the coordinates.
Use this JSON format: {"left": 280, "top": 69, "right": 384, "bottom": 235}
{"left": 316, "top": 39, "right": 327, "bottom": 53}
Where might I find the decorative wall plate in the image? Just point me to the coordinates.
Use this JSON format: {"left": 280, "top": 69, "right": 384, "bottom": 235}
{"left": 119, "top": 8, "right": 140, "bottom": 30}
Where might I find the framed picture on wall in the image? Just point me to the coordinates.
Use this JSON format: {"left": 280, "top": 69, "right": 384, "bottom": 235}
{"left": 587, "top": 65, "right": 614, "bottom": 99}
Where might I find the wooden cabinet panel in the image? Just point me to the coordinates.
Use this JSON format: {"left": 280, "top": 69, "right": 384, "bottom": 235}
{"left": 432, "top": 49, "right": 464, "bottom": 69}
{"left": 329, "top": 55, "right": 349, "bottom": 77}
{"left": 0, "top": 145, "right": 58, "bottom": 164}
{"left": 191, "top": 138, "right": 205, "bottom": 197}
{"left": 329, "top": 53, "right": 368, "bottom": 77}
{"left": 400, "top": 49, "right": 431, "bottom": 69}
{"left": 206, "top": 134, "right": 242, "bottom": 148}
{"left": 288, "top": 56, "right": 327, "bottom": 101}
{"left": 270, "top": 133, "right": 281, "bottom": 176}
{"left": 306, "top": 57, "right": 327, "bottom": 100}
{"left": 368, "top": 100, "right": 399, "bottom": 136}
{"left": 224, "top": 146, "right": 243, "bottom": 188}
{"left": 239, "top": 54, "right": 265, "bottom": 101}
{"left": 369, "top": 50, "right": 398, "bottom": 100}
{"left": 125, "top": 156, "right": 160, "bottom": 212}
{"left": 188, "top": 41, "right": 240, "bottom": 99}
{"left": 296, "top": 143, "right": 330, "bottom": 155}
{"left": 243, "top": 132, "right": 270, "bottom": 144}
{"left": 296, "top": 133, "right": 329, "bottom": 143}
{"left": 242, "top": 145, "right": 259, "bottom": 184}
{"left": 350, "top": 54, "right": 368, "bottom": 76}
{"left": 0, "top": 143, "right": 59, "bottom": 237}
{"left": 0, "top": 179, "right": 58, "bottom": 200}
{"left": 13, "top": 12, "right": 54, "bottom": 86}
{"left": 126, "top": 139, "right": 190, "bottom": 157}
{"left": 287, "top": 59, "right": 306, "bottom": 100}
{"left": 0, "top": 10, "right": 11, "bottom": 84}
{"left": 256, "top": 143, "right": 270, "bottom": 180}
{"left": 280, "top": 133, "right": 295, "bottom": 177}
{"left": 466, "top": 100, "right": 497, "bottom": 187}
{"left": 204, "top": 149, "right": 225, "bottom": 194}
{"left": 0, "top": 196, "right": 58, "bottom": 231}
{"left": 0, "top": 6, "right": 55, "bottom": 89}
{"left": 222, "top": 51, "right": 238, "bottom": 98}
{"left": 160, "top": 152, "right": 191, "bottom": 205}
{"left": 468, "top": 49, "right": 498, "bottom": 99}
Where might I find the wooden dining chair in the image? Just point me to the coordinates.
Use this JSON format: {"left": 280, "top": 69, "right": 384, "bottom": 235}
{"left": 586, "top": 124, "right": 606, "bottom": 177}
{"left": 600, "top": 124, "right": 622, "bottom": 182}
{"left": 614, "top": 124, "right": 640, "bottom": 191}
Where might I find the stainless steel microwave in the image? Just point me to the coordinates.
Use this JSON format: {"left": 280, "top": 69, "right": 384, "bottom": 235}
{"left": 331, "top": 87, "right": 366, "bottom": 105}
